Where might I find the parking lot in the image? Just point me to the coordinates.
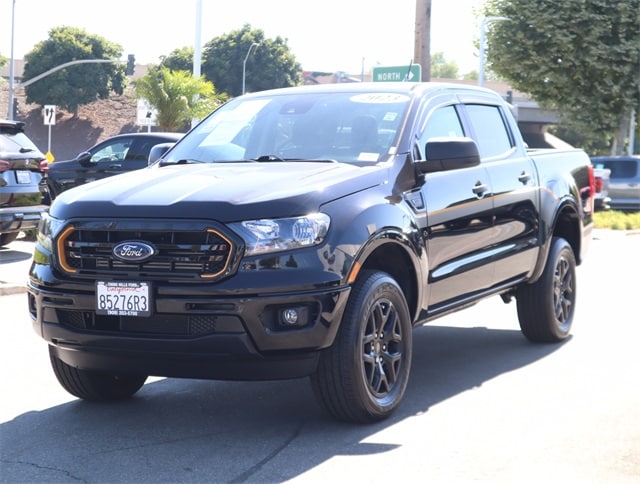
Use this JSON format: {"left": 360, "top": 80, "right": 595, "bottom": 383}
{"left": 1, "top": 230, "right": 639, "bottom": 483}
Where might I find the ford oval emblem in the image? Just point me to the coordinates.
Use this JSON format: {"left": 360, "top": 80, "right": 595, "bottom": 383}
{"left": 112, "top": 241, "right": 155, "bottom": 263}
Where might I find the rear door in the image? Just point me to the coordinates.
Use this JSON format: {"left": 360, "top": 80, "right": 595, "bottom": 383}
{"left": 459, "top": 99, "right": 540, "bottom": 284}
{"left": 413, "top": 98, "right": 495, "bottom": 308}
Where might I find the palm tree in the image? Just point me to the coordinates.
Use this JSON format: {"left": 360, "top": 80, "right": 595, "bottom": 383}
{"left": 134, "top": 67, "right": 226, "bottom": 131}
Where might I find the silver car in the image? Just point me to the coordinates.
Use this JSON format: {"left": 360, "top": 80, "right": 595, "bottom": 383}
{"left": 590, "top": 156, "right": 640, "bottom": 212}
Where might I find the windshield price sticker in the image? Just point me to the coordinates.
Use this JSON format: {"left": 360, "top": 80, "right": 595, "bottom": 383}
{"left": 96, "top": 281, "right": 151, "bottom": 317}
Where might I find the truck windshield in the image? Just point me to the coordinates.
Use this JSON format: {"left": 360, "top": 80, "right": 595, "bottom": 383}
{"left": 162, "top": 91, "right": 410, "bottom": 165}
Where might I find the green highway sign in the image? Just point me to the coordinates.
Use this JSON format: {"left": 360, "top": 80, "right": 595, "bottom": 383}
{"left": 372, "top": 64, "right": 422, "bottom": 82}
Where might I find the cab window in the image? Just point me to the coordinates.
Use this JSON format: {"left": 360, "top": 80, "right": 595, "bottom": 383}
{"left": 464, "top": 104, "right": 513, "bottom": 159}
{"left": 416, "top": 105, "right": 465, "bottom": 159}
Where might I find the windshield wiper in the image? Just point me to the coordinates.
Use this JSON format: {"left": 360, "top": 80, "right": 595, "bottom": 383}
{"left": 251, "top": 155, "right": 285, "bottom": 162}
{"left": 251, "top": 155, "right": 338, "bottom": 163}
{"left": 159, "top": 158, "right": 205, "bottom": 166}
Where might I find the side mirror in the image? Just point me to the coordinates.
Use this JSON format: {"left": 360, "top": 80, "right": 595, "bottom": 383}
{"left": 148, "top": 143, "right": 175, "bottom": 165}
{"left": 416, "top": 137, "right": 481, "bottom": 174}
{"left": 75, "top": 151, "right": 92, "bottom": 166}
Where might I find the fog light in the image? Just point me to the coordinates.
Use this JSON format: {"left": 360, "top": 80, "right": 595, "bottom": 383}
{"left": 281, "top": 308, "right": 299, "bottom": 326}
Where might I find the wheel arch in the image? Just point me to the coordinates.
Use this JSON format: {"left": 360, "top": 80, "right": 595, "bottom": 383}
{"left": 352, "top": 230, "right": 424, "bottom": 324}
{"left": 553, "top": 201, "right": 583, "bottom": 262}
{"left": 531, "top": 198, "right": 583, "bottom": 282}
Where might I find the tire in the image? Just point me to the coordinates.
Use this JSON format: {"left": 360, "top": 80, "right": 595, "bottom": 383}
{"left": 311, "top": 271, "right": 412, "bottom": 423}
{"left": 49, "top": 347, "right": 147, "bottom": 401}
{"left": 0, "top": 232, "right": 19, "bottom": 247}
{"left": 516, "top": 236, "right": 577, "bottom": 343}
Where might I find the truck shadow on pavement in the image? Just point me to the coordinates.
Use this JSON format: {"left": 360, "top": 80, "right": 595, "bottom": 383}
{"left": 1, "top": 324, "right": 567, "bottom": 483}
{"left": 0, "top": 243, "right": 33, "bottom": 263}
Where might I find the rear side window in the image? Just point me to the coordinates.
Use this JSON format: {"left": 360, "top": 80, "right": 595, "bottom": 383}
{"left": 464, "top": 104, "right": 514, "bottom": 159}
{"left": 125, "top": 138, "right": 158, "bottom": 161}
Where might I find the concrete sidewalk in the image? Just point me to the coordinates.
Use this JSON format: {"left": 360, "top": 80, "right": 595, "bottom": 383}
{"left": 0, "top": 238, "right": 35, "bottom": 295}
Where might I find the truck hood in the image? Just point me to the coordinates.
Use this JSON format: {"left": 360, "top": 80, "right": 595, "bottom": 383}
{"left": 51, "top": 161, "right": 387, "bottom": 221}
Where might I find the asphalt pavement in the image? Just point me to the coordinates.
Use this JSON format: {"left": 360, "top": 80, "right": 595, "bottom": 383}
{"left": 1, "top": 228, "right": 639, "bottom": 482}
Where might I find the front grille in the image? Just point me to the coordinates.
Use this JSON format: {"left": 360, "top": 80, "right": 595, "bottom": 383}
{"left": 56, "top": 309, "right": 243, "bottom": 336}
{"left": 56, "top": 220, "right": 238, "bottom": 282}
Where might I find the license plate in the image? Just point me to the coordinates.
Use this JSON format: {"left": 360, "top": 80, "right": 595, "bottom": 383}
{"left": 16, "top": 170, "right": 30, "bottom": 184}
{"left": 96, "top": 281, "right": 151, "bottom": 317}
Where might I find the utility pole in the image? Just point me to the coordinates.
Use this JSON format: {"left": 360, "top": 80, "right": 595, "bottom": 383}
{"left": 414, "top": 0, "right": 431, "bottom": 81}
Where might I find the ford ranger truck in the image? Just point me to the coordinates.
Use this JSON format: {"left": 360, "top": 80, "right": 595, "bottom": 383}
{"left": 28, "top": 83, "right": 594, "bottom": 423}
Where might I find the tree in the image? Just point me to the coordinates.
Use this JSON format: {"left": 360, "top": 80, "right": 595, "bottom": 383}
{"left": 134, "top": 67, "right": 226, "bottom": 131}
{"left": 484, "top": 0, "right": 640, "bottom": 154}
{"left": 161, "top": 47, "right": 194, "bottom": 72}
{"left": 431, "top": 52, "right": 459, "bottom": 79}
{"left": 22, "top": 26, "right": 128, "bottom": 117}
{"left": 201, "top": 24, "right": 302, "bottom": 97}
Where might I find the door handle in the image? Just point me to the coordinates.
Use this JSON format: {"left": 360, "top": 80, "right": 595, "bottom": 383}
{"left": 472, "top": 181, "right": 489, "bottom": 196}
{"left": 518, "top": 171, "right": 532, "bottom": 184}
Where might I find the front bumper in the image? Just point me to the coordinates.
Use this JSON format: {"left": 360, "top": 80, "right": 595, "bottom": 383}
{"left": 27, "top": 276, "right": 350, "bottom": 380}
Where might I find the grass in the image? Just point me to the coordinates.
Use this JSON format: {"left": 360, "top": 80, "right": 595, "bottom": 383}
{"left": 594, "top": 210, "right": 640, "bottom": 230}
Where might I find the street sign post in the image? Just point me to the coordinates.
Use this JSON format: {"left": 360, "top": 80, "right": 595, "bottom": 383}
{"left": 43, "top": 105, "right": 56, "bottom": 162}
{"left": 372, "top": 65, "right": 422, "bottom": 82}
{"left": 137, "top": 99, "right": 158, "bottom": 132}
{"left": 43, "top": 105, "right": 56, "bottom": 125}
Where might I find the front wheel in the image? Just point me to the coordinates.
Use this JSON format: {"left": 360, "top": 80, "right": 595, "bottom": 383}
{"left": 516, "top": 237, "right": 577, "bottom": 342}
{"left": 49, "top": 346, "right": 147, "bottom": 401}
{"left": 311, "top": 271, "right": 412, "bottom": 423}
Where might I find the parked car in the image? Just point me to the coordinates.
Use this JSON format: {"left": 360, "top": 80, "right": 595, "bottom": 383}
{"left": 590, "top": 155, "right": 640, "bottom": 211}
{"left": 0, "top": 119, "right": 48, "bottom": 247}
{"left": 46, "top": 132, "right": 183, "bottom": 201}
{"left": 593, "top": 165, "right": 611, "bottom": 210}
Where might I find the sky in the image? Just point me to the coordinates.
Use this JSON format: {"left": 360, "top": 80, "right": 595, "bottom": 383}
{"left": 2, "top": 0, "right": 484, "bottom": 76}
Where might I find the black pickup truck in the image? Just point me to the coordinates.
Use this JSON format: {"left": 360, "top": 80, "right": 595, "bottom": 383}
{"left": 28, "top": 83, "right": 595, "bottom": 423}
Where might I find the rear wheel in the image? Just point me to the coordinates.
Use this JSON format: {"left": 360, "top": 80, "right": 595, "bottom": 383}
{"left": 516, "top": 237, "right": 576, "bottom": 342}
{"left": 49, "top": 347, "right": 147, "bottom": 401}
{"left": 311, "top": 271, "right": 412, "bottom": 423}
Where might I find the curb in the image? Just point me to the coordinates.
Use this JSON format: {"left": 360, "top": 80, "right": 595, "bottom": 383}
{"left": 0, "top": 284, "right": 27, "bottom": 296}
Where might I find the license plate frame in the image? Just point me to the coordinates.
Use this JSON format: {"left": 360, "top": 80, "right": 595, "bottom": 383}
{"left": 95, "top": 281, "right": 151, "bottom": 317}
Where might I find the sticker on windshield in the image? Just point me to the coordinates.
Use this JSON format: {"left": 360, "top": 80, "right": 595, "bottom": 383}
{"left": 350, "top": 93, "right": 410, "bottom": 104}
{"left": 357, "top": 152, "right": 381, "bottom": 162}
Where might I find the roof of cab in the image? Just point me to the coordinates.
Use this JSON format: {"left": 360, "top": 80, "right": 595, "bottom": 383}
{"left": 241, "top": 81, "right": 504, "bottom": 101}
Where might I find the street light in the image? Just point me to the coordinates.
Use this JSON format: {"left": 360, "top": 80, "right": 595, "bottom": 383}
{"left": 479, "top": 16, "right": 510, "bottom": 87}
{"left": 242, "top": 42, "right": 259, "bottom": 95}
{"left": 7, "top": 0, "right": 16, "bottom": 119}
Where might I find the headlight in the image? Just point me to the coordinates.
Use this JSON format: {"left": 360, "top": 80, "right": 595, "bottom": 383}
{"left": 230, "top": 213, "right": 330, "bottom": 256}
{"left": 37, "top": 212, "right": 64, "bottom": 252}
